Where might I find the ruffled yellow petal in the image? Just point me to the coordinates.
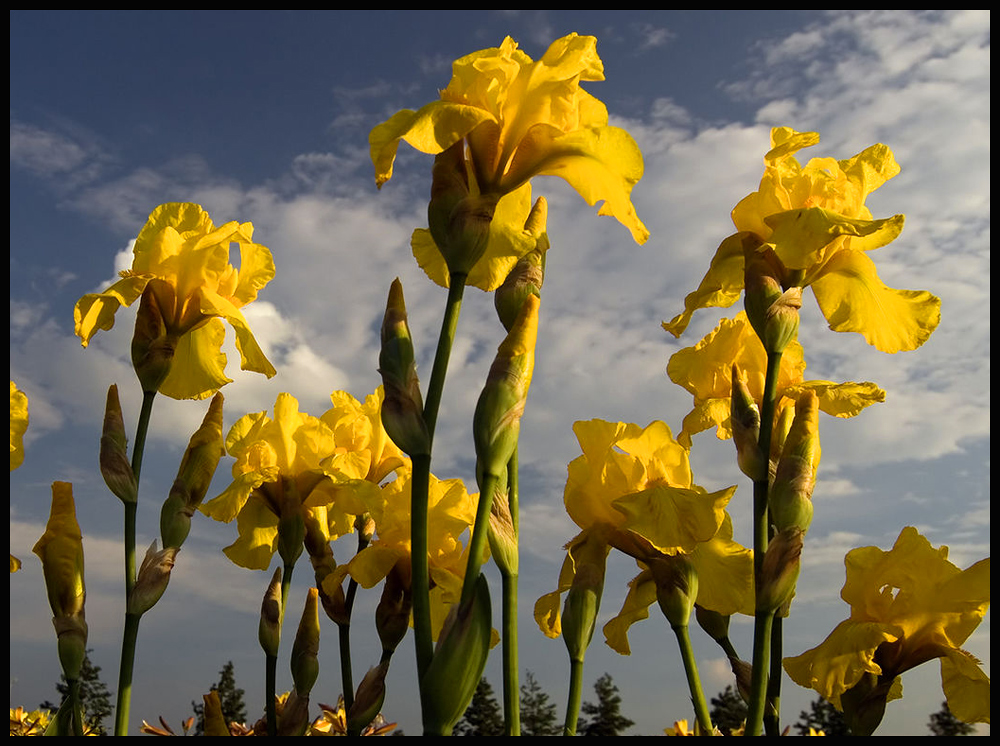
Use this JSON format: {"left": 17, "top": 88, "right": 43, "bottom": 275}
{"left": 603, "top": 567, "right": 656, "bottom": 655}
{"left": 764, "top": 208, "right": 904, "bottom": 272}
{"left": 73, "top": 275, "right": 149, "bottom": 347}
{"left": 783, "top": 619, "right": 898, "bottom": 709}
{"left": 613, "top": 484, "right": 733, "bottom": 556}
{"left": 810, "top": 248, "right": 941, "bottom": 353}
{"left": 411, "top": 182, "right": 535, "bottom": 290}
{"left": 223, "top": 497, "right": 279, "bottom": 571}
{"left": 689, "top": 513, "right": 754, "bottom": 616}
{"left": 940, "top": 649, "right": 991, "bottom": 724}
{"left": 10, "top": 381, "right": 29, "bottom": 471}
{"left": 158, "top": 319, "right": 231, "bottom": 400}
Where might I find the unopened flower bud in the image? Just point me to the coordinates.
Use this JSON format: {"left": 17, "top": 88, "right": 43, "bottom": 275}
{"left": 100, "top": 385, "right": 137, "bottom": 504}
{"left": 758, "top": 528, "right": 804, "bottom": 613}
{"left": 378, "top": 279, "right": 430, "bottom": 457}
{"left": 202, "top": 690, "right": 229, "bottom": 737}
{"left": 347, "top": 661, "right": 389, "bottom": 736}
{"left": 291, "top": 588, "right": 321, "bottom": 696}
{"left": 474, "top": 294, "right": 539, "bottom": 479}
{"left": 277, "top": 489, "right": 306, "bottom": 569}
{"left": 427, "top": 142, "right": 500, "bottom": 279}
{"left": 695, "top": 605, "right": 731, "bottom": 644}
{"left": 561, "top": 532, "right": 610, "bottom": 663}
{"left": 278, "top": 690, "right": 311, "bottom": 737}
{"left": 421, "top": 574, "right": 493, "bottom": 735}
{"left": 770, "top": 392, "right": 819, "bottom": 534}
{"left": 33, "top": 482, "right": 88, "bottom": 680}
{"left": 731, "top": 367, "right": 766, "bottom": 481}
{"left": 495, "top": 197, "right": 548, "bottom": 331}
{"left": 840, "top": 670, "right": 892, "bottom": 737}
{"left": 259, "top": 567, "right": 282, "bottom": 657}
{"left": 161, "top": 393, "right": 224, "bottom": 549}
{"left": 375, "top": 566, "right": 410, "bottom": 655}
{"left": 131, "top": 283, "right": 177, "bottom": 394}
{"left": 650, "top": 554, "right": 698, "bottom": 629}
{"left": 129, "top": 541, "right": 178, "bottom": 616}
{"left": 487, "top": 470, "right": 518, "bottom": 577}
{"left": 744, "top": 249, "right": 800, "bottom": 354}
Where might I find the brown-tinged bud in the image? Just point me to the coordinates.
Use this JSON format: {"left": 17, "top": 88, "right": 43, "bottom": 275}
{"left": 487, "top": 469, "right": 518, "bottom": 577}
{"left": 421, "top": 574, "right": 492, "bottom": 735}
{"left": 347, "top": 661, "right": 390, "bottom": 736}
{"left": 131, "top": 282, "right": 177, "bottom": 394}
{"left": 730, "top": 367, "right": 766, "bottom": 481}
{"left": 757, "top": 528, "right": 804, "bottom": 613}
{"left": 695, "top": 605, "right": 731, "bottom": 645}
{"left": 840, "top": 670, "right": 892, "bottom": 737}
{"left": 769, "top": 392, "right": 820, "bottom": 534}
{"left": 427, "top": 141, "right": 500, "bottom": 278}
{"left": 129, "top": 541, "right": 178, "bottom": 616}
{"left": 277, "top": 690, "right": 311, "bottom": 737}
{"left": 473, "top": 294, "right": 539, "bottom": 479}
{"left": 33, "top": 482, "right": 87, "bottom": 681}
{"left": 495, "top": 197, "right": 548, "bottom": 331}
{"left": 378, "top": 279, "right": 430, "bottom": 457}
{"left": 730, "top": 658, "right": 753, "bottom": 704}
{"left": 744, "top": 248, "right": 801, "bottom": 354}
{"left": 202, "top": 690, "right": 230, "bottom": 737}
{"left": 161, "top": 393, "right": 224, "bottom": 549}
{"left": 376, "top": 566, "right": 410, "bottom": 655}
{"left": 291, "top": 588, "right": 321, "bottom": 696}
{"left": 259, "top": 567, "right": 282, "bottom": 657}
{"left": 100, "top": 385, "right": 137, "bottom": 504}
{"left": 650, "top": 554, "right": 698, "bottom": 628}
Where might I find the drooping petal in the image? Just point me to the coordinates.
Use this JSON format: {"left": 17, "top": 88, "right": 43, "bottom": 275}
{"left": 764, "top": 207, "right": 904, "bottom": 272}
{"left": 158, "top": 319, "right": 231, "bottom": 401}
{"left": 603, "top": 567, "right": 656, "bottom": 655}
{"left": 689, "top": 513, "right": 754, "bottom": 616}
{"left": 223, "top": 497, "right": 280, "bottom": 571}
{"left": 613, "top": 484, "right": 734, "bottom": 556}
{"left": 940, "top": 648, "right": 991, "bottom": 724}
{"left": 10, "top": 381, "right": 28, "bottom": 471}
{"left": 810, "top": 249, "right": 941, "bottom": 353}
{"left": 73, "top": 275, "right": 149, "bottom": 347}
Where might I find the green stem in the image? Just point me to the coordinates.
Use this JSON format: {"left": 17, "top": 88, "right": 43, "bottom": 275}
{"left": 67, "top": 679, "right": 83, "bottom": 737}
{"left": 746, "top": 610, "right": 775, "bottom": 736}
{"left": 461, "top": 471, "right": 498, "bottom": 606}
{"left": 113, "top": 613, "right": 141, "bottom": 735}
{"left": 422, "top": 275, "right": 467, "bottom": 439}
{"left": 502, "top": 450, "right": 520, "bottom": 736}
{"left": 411, "top": 453, "right": 434, "bottom": 682}
{"left": 746, "top": 351, "right": 782, "bottom": 737}
{"left": 413, "top": 273, "right": 467, "bottom": 687}
{"left": 502, "top": 571, "right": 520, "bottom": 736}
{"left": 765, "top": 615, "right": 783, "bottom": 736}
{"left": 339, "top": 576, "right": 361, "bottom": 712}
{"left": 564, "top": 657, "right": 585, "bottom": 736}
{"left": 114, "top": 389, "right": 155, "bottom": 737}
{"left": 673, "top": 624, "right": 713, "bottom": 734}
{"left": 265, "top": 653, "right": 278, "bottom": 737}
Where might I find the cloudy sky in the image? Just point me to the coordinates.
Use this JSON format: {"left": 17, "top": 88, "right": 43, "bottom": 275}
{"left": 10, "top": 10, "right": 989, "bottom": 735}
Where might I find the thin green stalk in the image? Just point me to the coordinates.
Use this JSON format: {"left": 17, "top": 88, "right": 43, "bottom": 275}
{"left": 461, "top": 471, "right": 498, "bottom": 606}
{"left": 411, "top": 453, "right": 434, "bottom": 681}
{"left": 765, "top": 616, "right": 783, "bottom": 736}
{"left": 412, "top": 273, "right": 467, "bottom": 686}
{"left": 67, "top": 679, "right": 83, "bottom": 737}
{"left": 339, "top": 575, "right": 362, "bottom": 711}
{"left": 113, "top": 613, "right": 141, "bottom": 735}
{"left": 563, "top": 657, "right": 585, "bottom": 736}
{"left": 746, "top": 350, "right": 782, "bottom": 737}
{"left": 265, "top": 652, "right": 278, "bottom": 737}
{"left": 501, "top": 450, "right": 520, "bottom": 736}
{"left": 502, "top": 571, "right": 520, "bottom": 736}
{"left": 673, "top": 624, "right": 713, "bottom": 733}
{"left": 114, "top": 389, "right": 155, "bottom": 736}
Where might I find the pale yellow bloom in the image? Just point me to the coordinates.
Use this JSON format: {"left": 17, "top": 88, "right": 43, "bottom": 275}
{"left": 665, "top": 128, "right": 940, "bottom": 353}
{"left": 74, "top": 203, "right": 276, "bottom": 400}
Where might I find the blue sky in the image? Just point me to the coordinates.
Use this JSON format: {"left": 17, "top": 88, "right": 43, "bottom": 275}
{"left": 10, "top": 10, "right": 990, "bottom": 735}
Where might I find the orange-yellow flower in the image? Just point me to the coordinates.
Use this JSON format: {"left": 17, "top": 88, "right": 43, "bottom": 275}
{"left": 664, "top": 128, "right": 940, "bottom": 353}
{"left": 784, "top": 527, "right": 990, "bottom": 726}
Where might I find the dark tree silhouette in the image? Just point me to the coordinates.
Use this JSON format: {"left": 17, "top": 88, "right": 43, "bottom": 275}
{"left": 578, "top": 673, "right": 634, "bottom": 736}
{"left": 794, "top": 696, "right": 849, "bottom": 736}
{"left": 454, "top": 677, "right": 505, "bottom": 736}
{"left": 520, "top": 670, "right": 560, "bottom": 736}
{"left": 709, "top": 684, "right": 748, "bottom": 736}
{"left": 191, "top": 661, "right": 247, "bottom": 735}
{"left": 40, "top": 649, "right": 113, "bottom": 736}
{"left": 928, "top": 701, "right": 975, "bottom": 736}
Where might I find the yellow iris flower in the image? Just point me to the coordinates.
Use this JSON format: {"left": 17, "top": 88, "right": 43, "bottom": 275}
{"left": 667, "top": 313, "right": 885, "bottom": 447}
{"left": 74, "top": 203, "right": 276, "bottom": 400}
{"left": 327, "top": 467, "right": 478, "bottom": 640}
{"left": 664, "top": 128, "right": 940, "bottom": 353}
{"left": 784, "top": 527, "right": 990, "bottom": 725}
{"left": 371, "top": 33, "right": 648, "bottom": 290}
{"left": 535, "top": 419, "right": 751, "bottom": 647}
{"left": 10, "top": 381, "right": 28, "bottom": 472}
{"left": 201, "top": 393, "right": 350, "bottom": 570}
